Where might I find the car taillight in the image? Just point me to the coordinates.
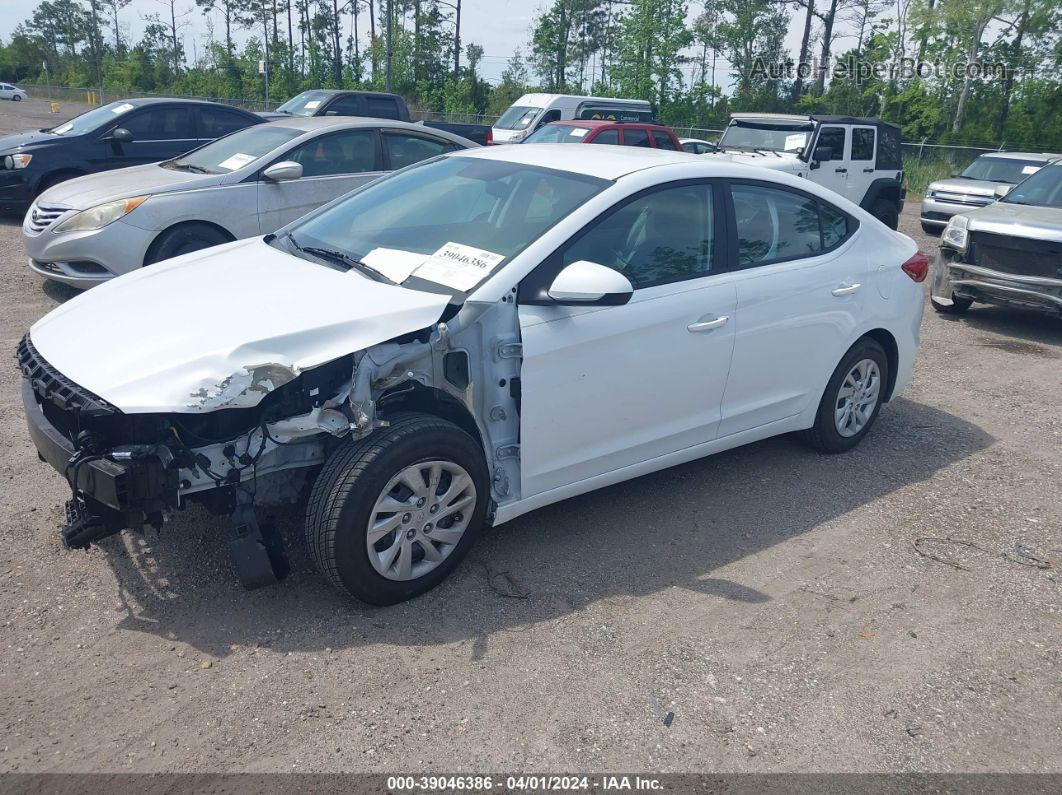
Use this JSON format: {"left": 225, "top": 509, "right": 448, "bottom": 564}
{"left": 901, "top": 251, "right": 929, "bottom": 282}
{"left": 486, "top": 128, "right": 493, "bottom": 146}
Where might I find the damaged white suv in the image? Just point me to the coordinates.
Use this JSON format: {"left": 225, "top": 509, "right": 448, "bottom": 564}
{"left": 19, "top": 144, "right": 925, "bottom": 605}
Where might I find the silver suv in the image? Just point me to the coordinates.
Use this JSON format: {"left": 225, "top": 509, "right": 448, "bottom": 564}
{"left": 920, "top": 152, "right": 1060, "bottom": 233}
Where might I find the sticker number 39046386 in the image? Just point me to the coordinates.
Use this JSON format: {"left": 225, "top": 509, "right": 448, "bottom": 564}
{"left": 413, "top": 242, "right": 506, "bottom": 291}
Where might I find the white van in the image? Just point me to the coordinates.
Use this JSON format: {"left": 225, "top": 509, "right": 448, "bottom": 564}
{"left": 492, "top": 93, "right": 653, "bottom": 143}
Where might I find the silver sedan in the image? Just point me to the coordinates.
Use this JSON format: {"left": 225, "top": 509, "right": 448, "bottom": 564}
{"left": 24, "top": 117, "right": 478, "bottom": 288}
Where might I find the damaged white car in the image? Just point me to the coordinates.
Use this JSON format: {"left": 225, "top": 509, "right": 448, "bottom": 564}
{"left": 19, "top": 144, "right": 925, "bottom": 605}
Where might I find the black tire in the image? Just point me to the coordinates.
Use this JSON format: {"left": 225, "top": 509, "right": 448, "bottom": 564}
{"left": 801, "top": 337, "right": 890, "bottom": 454}
{"left": 145, "top": 223, "right": 231, "bottom": 265}
{"left": 13, "top": 94, "right": 22, "bottom": 102}
{"left": 920, "top": 221, "right": 941, "bottom": 235}
{"left": 872, "top": 199, "right": 899, "bottom": 230}
{"left": 305, "top": 413, "right": 490, "bottom": 605}
{"left": 931, "top": 295, "right": 972, "bottom": 314}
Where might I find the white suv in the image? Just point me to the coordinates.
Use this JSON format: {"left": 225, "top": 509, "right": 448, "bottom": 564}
{"left": 709, "top": 113, "right": 906, "bottom": 229}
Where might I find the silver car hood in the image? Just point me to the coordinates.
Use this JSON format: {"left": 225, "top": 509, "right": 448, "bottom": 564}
{"left": 961, "top": 201, "right": 1062, "bottom": 243}
{"left": 927, "top": 177, "right": 998, "bottom": 198}
{"left": 29, "top": 238, "right": 451, "bottom": 413}
{"left": 36, "top": 163, "right": 225, "bottom": 211}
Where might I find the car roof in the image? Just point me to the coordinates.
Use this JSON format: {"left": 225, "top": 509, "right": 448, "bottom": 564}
{"left": 116, "top": 97, "right": 254, "bottom": 111}
{"left": 261, "top": 115, "right": 471, "bottom": 141}
{"left": 979, "top": 151, "right": 1062, "bottom": 160}
{"left": 448, "top": 141, "right": 731, "bottom": 180}
{"left": 544, "top": 119, "right": 668, "bottom": 129}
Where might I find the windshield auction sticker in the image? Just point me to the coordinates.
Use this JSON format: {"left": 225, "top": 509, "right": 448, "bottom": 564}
{"left": 217, "top": 152, "right": 257, "bottom": 171}
{"left": 413, "top": 242, "right": 505, "bottom": 291}
{"left": 111, "top": 102, "right": 134, "bottom": 114}
{"left": 361, "top": 247, "right": 428, "bottom": 283}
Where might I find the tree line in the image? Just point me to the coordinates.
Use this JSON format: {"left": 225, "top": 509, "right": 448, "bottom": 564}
{"left": 1, "top": 0, "right": 1060, "bottom": 147}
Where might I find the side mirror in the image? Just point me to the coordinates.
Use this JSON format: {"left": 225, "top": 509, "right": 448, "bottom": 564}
{"left": 262, "top": 161, "right": 303, "bottom": 182}
{"left": 812, "top": 145, "right": 833, "bottom": 163}
{"left": 547, "top": 260, "right": 633, "bottom": 306}
{"left": 108, "top": 127, "right": 133, "bottom": 144}
{"left": 993, "top": 184, "right": 1012, "bottom": 198}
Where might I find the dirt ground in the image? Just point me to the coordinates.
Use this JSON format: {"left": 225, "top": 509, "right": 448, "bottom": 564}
{"left": 0, "top": 97, "right": 1059, "bottom": 774}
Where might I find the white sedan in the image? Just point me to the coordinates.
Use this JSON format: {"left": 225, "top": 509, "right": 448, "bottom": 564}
{"left": 20, "top": 143, "right": 925, "bottom": 604}
{"left": 0, "top": 82, "right": 27, "bottom": 101}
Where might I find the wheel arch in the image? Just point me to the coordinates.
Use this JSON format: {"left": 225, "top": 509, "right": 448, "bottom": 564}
{"left": 861, "top": 328, "right": 899, "bottom": 401}
{"left": 143, "top": 219, "right": 236, "bottom": 266}
{"left": 36, "top": 168, "right": 87, "bottom": 196}
{"left": 377, "top": 382, "right": 486, "bottom": 454}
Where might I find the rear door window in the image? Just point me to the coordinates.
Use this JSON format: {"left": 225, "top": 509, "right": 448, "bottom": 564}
{"left": 382, "top": 132, "right": 455, "bottom": 169}
{"left": 851, "top": 127, "right": 876, "bottom": 161}
{"left": 621, "top": 128, "right": 651, "bottom": 148}
{"left": 652, "top": 131, "right": 679, "bottom": 150}
{"left": 365, "top": 96, "right": 403, "bottom": 119}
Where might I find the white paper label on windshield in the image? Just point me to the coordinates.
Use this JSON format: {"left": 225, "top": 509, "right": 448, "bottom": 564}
{"left": 1021, "top": 165, "right": 1041, "bottom": 175}
{"left": 413, "top": 242, "right": 505, "bottom": 291}
{"left": 784, "top": 133, "right": 806, "bottom": 151}
{"left": 569, "top": 127, "right": 589, "bottom": 137}
{"left": 361, "top": 247, "right": 427, "bottom": 283}
{"left": 305, "top": 100, "right": 321, "bottom": 109}
{"left": 111, "top": 102, "right": 134, "bottom": 114}
{"left": 218, "top": 152, "right": 257, "bottom": 171}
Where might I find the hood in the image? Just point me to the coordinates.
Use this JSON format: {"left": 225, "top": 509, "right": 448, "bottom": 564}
{"left": 38, "top": 163, "right": 221, "bottom": 211}
{"left": 705, "top": 150, "right": 802, "bottom": 172}
{"left": 29, "top": 238, "right": 451, "bottom": 413}
{"left": 927, "top": 177, "right": 999, "bottom": 198}
{"left": 0, "top": 129, "right": 63, "bottom": 153}
{"left": 961, "top": 201, "right": 1062, "bottom": 243}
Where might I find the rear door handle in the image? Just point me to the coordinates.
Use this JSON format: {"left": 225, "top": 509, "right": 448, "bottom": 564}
{"left": 687, "top": 315, "right": 729, "bottom": 332}
{"left": 862, "top": 167, "right": 874, "bottom": 173}
{"left": 831, "top": 283, "right": 862, "bottom": 296}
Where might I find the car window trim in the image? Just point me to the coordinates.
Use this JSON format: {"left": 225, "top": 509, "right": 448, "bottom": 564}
{"left": 518, "top": 178, "right": 729, "bottom": 305}
{"left": 722, "top": 177, "right": 860, "bottom": 271}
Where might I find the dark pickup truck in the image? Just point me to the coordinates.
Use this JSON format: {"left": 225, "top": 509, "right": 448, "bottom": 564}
{"left": 260, "top": 90, "right": 492, "bottom": 146}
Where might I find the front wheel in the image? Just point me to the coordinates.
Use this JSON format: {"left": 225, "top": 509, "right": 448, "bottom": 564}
{"left": 305, "top": 413, "right": 490, "bottom": 605}
{"left": 145, "top": 223, "right": 231, "bottom": 265}
{"left": 13, "top": 94, "right": 22, "bottom": 102}
{"left": 801, "top": 338, "right": 889, "bottom": 454}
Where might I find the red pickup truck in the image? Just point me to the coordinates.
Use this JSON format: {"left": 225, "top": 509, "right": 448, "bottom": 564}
{"left": 520, "top": 119, "right": 683, "bottom": 150}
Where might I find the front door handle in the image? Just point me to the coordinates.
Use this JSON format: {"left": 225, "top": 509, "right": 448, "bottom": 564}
{"left": 835, "top": 167, "right": 848, "bottom": 173}
{"left": 688, "top": 315, "right": 729, "bottom": 332}
{"left": 831, "top": 283, "right": 862, "bottom": 296}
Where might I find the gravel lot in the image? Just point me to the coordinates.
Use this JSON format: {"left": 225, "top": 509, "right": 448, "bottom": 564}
{"left": 0, "top": 97, "right": 1059, "bottom": 774}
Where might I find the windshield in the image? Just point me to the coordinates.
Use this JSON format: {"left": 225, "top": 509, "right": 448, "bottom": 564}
{"left": 285, "top": 155, "right": 607, "bottom": 295}
{"left": 495, "top": 105, "right": 541, "bottom": 131}
{"left": 960, "top": 156, "right": 1047, "bottom": 183}
{"left": 524, "top": 125, "right": 591, "bottom": 144}
{"left": 47, "top": 101, "right": 138, "bottom": 136}
{"left": 1002, "top": 163, "right": 1062, "bottom": 208}
{"left": 276, "top": 91, "right": 333, "bottom": 117}
{"left": 718, "top": 121, "right": 812, "bottom": 153}
{"left": 161, "top": 125, "right": 302, "bottom": 174}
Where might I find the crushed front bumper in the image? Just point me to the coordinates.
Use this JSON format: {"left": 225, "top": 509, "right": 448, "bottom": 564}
{"left": 931, "top": 250, "right": 1062, "bottom": 315}
{"left": 21, "top": 378, "right": 178, "bottom": 545}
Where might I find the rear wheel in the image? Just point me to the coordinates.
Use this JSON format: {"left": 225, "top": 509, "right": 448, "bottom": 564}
{"left": 305, "top": 413, "right": 490, "bottom": 605}
{"left": 871, "top": 199, "right": 899, "bottom": 230}
{"left": 801, "top": 338, "right": 889, "bottom": 454}
{"left": 931, "top": 295, "right": 972, "bottom": 314}
{"left": 145, "top": 223, "right": 231, "bottom": 265}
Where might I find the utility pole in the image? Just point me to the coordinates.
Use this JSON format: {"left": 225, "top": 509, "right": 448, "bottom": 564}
{"left": 385, "top": 0, "right": 393, "bottom": 91}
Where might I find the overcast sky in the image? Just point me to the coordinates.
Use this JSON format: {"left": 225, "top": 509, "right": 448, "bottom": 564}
{"left": 0, "top": 0, "right": 838, "bottom": 88}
